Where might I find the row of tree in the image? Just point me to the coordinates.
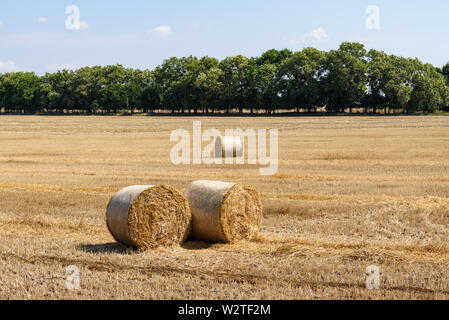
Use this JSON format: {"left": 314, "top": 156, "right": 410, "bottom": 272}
{"left": 1, "top": 42, "right": 448, "bottom": 115}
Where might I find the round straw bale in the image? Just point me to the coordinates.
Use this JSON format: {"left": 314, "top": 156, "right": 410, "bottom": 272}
{"left": 184, "top": 180, "right": 262, "bottom": 243}
{"left": 106, "top": 185, "right": 191, "bottom": 249}
{"left": 215, "top": 136, "right": 243, "bottom": 158}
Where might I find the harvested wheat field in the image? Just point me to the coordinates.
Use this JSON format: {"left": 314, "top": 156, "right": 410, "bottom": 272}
{"left": 0, "top": 115, "right": 449, "bottom": 300}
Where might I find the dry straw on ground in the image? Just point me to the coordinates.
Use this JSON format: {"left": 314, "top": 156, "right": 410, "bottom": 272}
{"left": 215, "top": 136, "right": 243, "bottom": 158}
{"left": 185, "top": 180, "right": 263, "bottom": 243}
{"left": 2, "top": 116, "right": 449, "bottom": 299}
{"left": 106, "top": 185, "right": 191, "bottom": 249}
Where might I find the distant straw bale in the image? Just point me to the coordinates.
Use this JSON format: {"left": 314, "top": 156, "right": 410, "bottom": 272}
{"left": 215, "top": 136, "right": 243, "bottom": 158}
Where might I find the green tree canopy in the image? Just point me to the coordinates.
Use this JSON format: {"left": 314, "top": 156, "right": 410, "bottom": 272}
{"left": 1, "top": 43, "right": 448, "bottom": 115}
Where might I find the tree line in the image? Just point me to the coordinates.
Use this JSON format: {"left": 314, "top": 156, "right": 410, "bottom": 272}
{"left": 1, "top": 42, "right": 448, "bottom": 115}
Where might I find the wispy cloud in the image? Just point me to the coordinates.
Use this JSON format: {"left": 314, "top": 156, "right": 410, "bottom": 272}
{"left": 34, "top": 17, "right": 48, "bottom": 24}
{"left": 0, "top": 60, "right": 18, "bottom": 72}
{"left": 45, "top": 63, "right": 80, "bottom": 73}
{"left": 150, "top": 26, "right": 172, "bottom": 38}
{"left": 291, "top": 27, "right": 329, "bottom": 45}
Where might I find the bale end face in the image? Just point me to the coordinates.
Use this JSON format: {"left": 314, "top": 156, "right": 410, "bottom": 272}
{"left": 220, "top": 183, "right": 263, "bottom": 243}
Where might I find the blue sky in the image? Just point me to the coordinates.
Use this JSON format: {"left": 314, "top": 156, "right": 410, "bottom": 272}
{"left": 0, "top": 0, "right": 448, "bottom": 74}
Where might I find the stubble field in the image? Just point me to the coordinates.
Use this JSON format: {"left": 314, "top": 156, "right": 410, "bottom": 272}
{"left": 0, "top": 115, "right": 448, "bottom": 300}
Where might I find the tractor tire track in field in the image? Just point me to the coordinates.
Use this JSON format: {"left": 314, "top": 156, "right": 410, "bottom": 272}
{"left": 1, "top": 251, "right": 448, "bottom": 296}
{"left": 2, "top": 216, "right": 449, "bottom": 265}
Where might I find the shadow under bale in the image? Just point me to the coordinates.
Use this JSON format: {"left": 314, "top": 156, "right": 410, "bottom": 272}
{"left": 181, "top": 241, "right": 216, "bottom": 250}
{"left": 78, "top": 243, "right": 136, "bottom": 255}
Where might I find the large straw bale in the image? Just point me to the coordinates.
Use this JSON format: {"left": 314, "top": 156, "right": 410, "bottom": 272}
{"left": 106, "top": 185, "right": 191, "bottom": 249}
{"left": 185, "top": 180, "right": 262, "bottom": 243}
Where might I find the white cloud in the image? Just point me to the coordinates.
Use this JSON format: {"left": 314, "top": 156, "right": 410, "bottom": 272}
{"left": 0, "top": 60, "right": 18, "bottom": 72}
{"left": 67, "top": 21, "right": 89, "bottom": 30}
{"left": 308, "top": 28, "right": 329, "bottom": 42}
{"left": 79, "top": 21, "right": 89, "bottom": 30}
{"left": 34, "top": 17, "right": 48, "bottom": 24}
{"left": 150, "top": 26, "right": 172, "bottom": 38}
{"left": 45, "top": 63, "right": 79, "bottom": 73}
{"left": 291, "top": 27, "right": 329, "bottom": 45}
